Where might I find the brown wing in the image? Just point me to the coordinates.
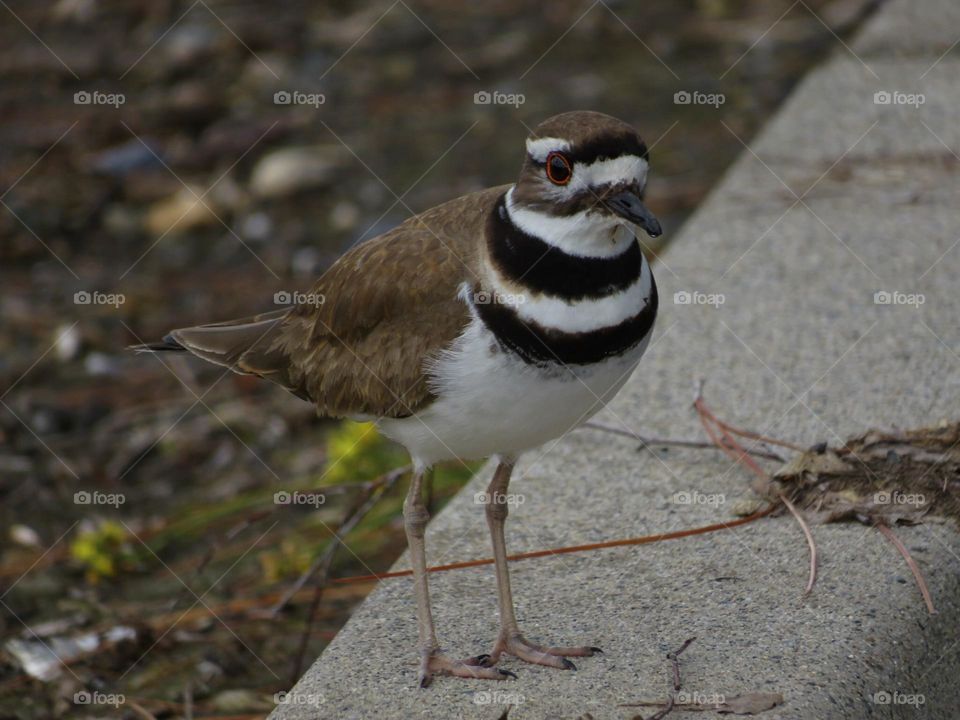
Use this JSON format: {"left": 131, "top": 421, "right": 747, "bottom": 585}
{"left": 140, "top": 186, "right": 506, "bottom": 416}
{"left": 274, "top": 185, "right": 508, "bottom": 417}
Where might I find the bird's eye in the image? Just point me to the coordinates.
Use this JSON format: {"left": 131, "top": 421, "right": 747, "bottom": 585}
{"left": 545, "top": 151, "right": 572, "bottom": 185}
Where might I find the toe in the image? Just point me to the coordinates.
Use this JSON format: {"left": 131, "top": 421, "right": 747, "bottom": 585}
{"left": 446, "top": 662, "right": 515, "bottom": 680}
{"left": 424, "top": 651, "right": 516, "bottom": 681}
{"left": 506, "top": 642, "right": 572, "bottom": 669}
{"left": 542, "top": 645, "right": 600, "bottom": 657}
{"left": 501, "top": 636, "right": 600, "bottom": 668}
{"left": 464, "top": 653, "right": 493, "bottom": 667}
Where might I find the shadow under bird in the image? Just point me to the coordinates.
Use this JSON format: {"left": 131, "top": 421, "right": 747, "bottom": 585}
{"left": 135, "top": 110, "right": 662, "bottom": 686}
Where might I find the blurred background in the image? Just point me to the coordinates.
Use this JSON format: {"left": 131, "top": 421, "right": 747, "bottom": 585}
{"left": 0, "top": 0, "right": 879, "bottom": 716}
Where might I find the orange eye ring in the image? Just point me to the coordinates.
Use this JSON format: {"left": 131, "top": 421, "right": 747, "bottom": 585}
{"left": 545, "top": 151, "right": 572, "bottom": 185}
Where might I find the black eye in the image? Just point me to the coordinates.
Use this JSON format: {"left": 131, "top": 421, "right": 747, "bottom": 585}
{"left": 545, "top": 151, "right": 572, "bottom": 185}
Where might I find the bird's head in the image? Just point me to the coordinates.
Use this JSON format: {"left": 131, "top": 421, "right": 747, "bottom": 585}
{"left": 511, "top": 111, "right": 661, "bottom": 252}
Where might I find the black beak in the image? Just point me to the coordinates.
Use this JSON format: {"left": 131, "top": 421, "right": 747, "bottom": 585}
{"left": 606, "top": 191, "right": 662, "bottom": 238}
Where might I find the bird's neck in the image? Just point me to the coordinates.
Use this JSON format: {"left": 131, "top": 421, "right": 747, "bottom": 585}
{"left": 501, "top": 186, "right": 631, "bottom": 259}
{"left": 471, "top": 188, "right": 657, "bottom": 366}
{"left": 484, "top": 188, "right": 645, "bottom": 303}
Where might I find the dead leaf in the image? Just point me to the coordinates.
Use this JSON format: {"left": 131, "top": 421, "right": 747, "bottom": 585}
{"left": 717, "top": 692, "right": 784, "bottom": 715}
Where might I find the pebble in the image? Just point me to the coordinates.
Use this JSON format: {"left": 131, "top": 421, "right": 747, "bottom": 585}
{"left": 239, "top": 212, "right": 273, "bottom": 242}
{"left": 329, "top": 200, "right": 360, "bottom": 231}
{"left": 90, "top": 138, "right": 163, "bottom": 177}
{"left": 84, "top": 352, "right": 119, "bottom": 376}
{"left": 164, "top": 23, "right": 220, "bottom": 68}
{"left": 10, "top": 524, "right": 42, "bottom": 547}
{"left": 145, "top": 186, "right": 219, "bottom": 236}
{"left": 249, "top": 147, "right": 340, "bottom": 198}
{"left": 55, "top": 323, "right": 82, "bottom": 361}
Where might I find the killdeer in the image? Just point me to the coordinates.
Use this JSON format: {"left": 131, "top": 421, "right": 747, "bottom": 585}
{"left": 136, "top": 110, "right": 661, "bottom": 686}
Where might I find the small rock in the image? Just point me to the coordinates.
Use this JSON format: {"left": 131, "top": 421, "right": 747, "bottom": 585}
{"left": 196, "top": 659, "right": 224, "bottom": 682}
{"left": 165, "top": 23, "right": 219, "bottom": 68}
{"left": 145, "top": 186, "right": 219, "bottom": 236}
{"left": 90, "top": 138, "right": 163, "bottom": 177}
{"left": 102, "top": 204, "right": 142, "bottom": 238}
{"left": 209, "top": 688, "right": 272, "bottom": 712}
{"left": 292, "top": 246, "right": 322, "bottom": 276}
{"left": 239, "top": 212, "right": 273, "bottom": 242}
{"left": 249, "top": 147, "right": 340, "bottom": 198}
{"left": 10, "top": 524, "right": 42, "bottom": 547}
{"left": 330, "top": 200, "right": 360, "bottom": 231}
{"left": 84, "top": 352, "right": 119, "bottom": 376}
{"left": 49, "top": 0, "right": 96, "bottom": 24}
{"left": 207, "top": 173, "right": 247, "bottom": 214}
{"left": 55, "top": 323, "right": 82, "bottom": 361}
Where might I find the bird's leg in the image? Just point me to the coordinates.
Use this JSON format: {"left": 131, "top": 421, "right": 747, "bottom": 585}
{"left": 473, "top": 461, "right": 601, "bottom": 670}
{"left": 403, "top": 465, "right": 514, "bottom": 686}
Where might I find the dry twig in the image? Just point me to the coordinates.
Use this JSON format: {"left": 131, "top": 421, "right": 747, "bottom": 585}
{"left": 694, "top": 390, "right": 819, "bottom": 597}
{"left": 267, "top": 465, "right": 409, "bottom": 617}
{"left": 875, "top": 519, "right": 937, "bottom": 615}
{"left": 582, "top": 421, "right": 784, "bottom": 461}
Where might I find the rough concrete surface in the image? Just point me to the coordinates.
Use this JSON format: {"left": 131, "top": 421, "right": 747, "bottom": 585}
{"left": 272, "top": 1, "right": 960, "bottom": 717}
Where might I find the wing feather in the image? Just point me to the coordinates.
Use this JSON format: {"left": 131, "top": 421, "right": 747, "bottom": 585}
{"left": 279, "top": 185, "right": 506, "bottom": 417}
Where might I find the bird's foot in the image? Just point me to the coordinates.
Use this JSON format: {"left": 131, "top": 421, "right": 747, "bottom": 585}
{"left": 419, "top": 647, "right": 517, "bottom": 687}
{"left": 471, "top": 633, "right": 601, "bottom": 670}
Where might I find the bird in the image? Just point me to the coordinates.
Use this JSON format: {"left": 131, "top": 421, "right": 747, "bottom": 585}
{"left": 134, "top": 110, "right": 661, "bottom": 687}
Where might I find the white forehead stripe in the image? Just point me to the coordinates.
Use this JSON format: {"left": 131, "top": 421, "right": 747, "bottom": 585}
{"left": 526, "top": 137, "right": 571, "bottom": 162}
{"left": 575, "top": 155, "right": 648, "bottom": 189}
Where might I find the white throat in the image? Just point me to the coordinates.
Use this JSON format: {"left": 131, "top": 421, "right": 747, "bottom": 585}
{"left": 504, "top": 186, "right": 634, "bottom": 259}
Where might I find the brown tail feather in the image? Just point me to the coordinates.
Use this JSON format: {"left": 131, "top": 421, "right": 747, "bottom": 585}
{"left": 131, "top": 309, "right": 301, "bottom": 394}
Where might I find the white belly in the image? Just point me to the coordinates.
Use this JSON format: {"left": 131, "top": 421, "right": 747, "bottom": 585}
{"left": 376, "top": 318, "right": 649, "bottom": 466}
